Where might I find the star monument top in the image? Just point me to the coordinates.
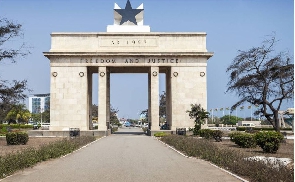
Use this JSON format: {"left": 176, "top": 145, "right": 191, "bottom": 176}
{"left": 107, "top": 0, "right": 150, "bottom": 32}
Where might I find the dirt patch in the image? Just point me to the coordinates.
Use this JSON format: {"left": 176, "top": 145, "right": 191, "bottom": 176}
{"left": 0, "top": 135, "right": 293, "bottom": 161}
{"left": 214, "top": 139, "right": 294, "bottom": 160}
{"left": 0, "top": 137, "right": 63, "bottom": 157}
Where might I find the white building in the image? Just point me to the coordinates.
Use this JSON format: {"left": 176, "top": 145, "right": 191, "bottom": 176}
{"left": 238, "top": 120, "right": 261, "bottom": 127}
{"left": 28, "top": 94, "right": 50, "bottom": 114}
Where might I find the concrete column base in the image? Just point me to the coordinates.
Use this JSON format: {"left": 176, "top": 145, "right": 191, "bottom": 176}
{"left": 93, "top": 130, "right": 111, "bottom": 137}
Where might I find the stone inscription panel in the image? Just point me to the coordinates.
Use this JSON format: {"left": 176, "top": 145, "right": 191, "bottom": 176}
{"left": 50, "top": 57, "right": 208, "bottom": 67}
{"left": 99, "top": 37, "right": 158, "bottom": 47}
{"left": 82, "top": 57, "right": 180, "bottom": 64}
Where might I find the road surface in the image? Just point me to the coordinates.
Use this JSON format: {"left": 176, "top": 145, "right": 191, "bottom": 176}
{"left": 1, "top": 127, "right": 241, "bottom": 182}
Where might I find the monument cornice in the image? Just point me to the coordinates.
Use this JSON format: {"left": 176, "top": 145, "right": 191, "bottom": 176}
{"left": 50, "top": 32, "right": 207, "bottom": 36}
{"left": 43, "top": 52, "right": 214, "bottom": 58}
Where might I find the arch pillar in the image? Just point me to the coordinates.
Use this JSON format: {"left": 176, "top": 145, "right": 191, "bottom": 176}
{"left": 166, "top": 67, "right": 172, "bottom": 130}
{"left": 98, "top": 66, "right": 110, "bottom": 132}
{"left": 148, "top": 66, "right": 159, "bottom": 131}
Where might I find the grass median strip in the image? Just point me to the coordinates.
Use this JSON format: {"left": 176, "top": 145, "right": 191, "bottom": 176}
{"left": 0, "top": 136, "right": 96, "bottom": 179}
{"left": 160, "top": 135, "right": 293, "bottom": 182}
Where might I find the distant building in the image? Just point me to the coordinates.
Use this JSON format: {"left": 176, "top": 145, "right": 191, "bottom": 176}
{"left": 238, "top": 120, "right": 261, "bottom": 127}
{"left": 28, "top": 94, "right": 50, "bottom": 114}
{"left": 119, "top": 118, "right": 127, "bottom": 125}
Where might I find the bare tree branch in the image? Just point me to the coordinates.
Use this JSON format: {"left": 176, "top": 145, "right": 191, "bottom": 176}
{"left": 226, "top": 35, "right": 294, "bottom": 131}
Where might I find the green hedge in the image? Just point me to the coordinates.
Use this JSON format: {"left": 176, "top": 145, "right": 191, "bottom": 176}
{"left": 16, "top": 132, "right": 29, "bottom": 145}
{"left": 6, "top": 132, "right": 29, "bottom": 145}
{"left": 281, "top": 128, "right": 293, "bottom": 131}
{"left": 0, "top": 124, "right": 33, "bottom": 129}
{"left": 236, "top": 127, "right": 273, "bottom": 131}
{"left": 255, "top": 131, "right": 284, "bottom": 153}
{"left": 154, "top": 132, "right": 169, "bottom": 137}
{"left": 199, "top": 129, "right": 223, "bottom": 142}
{"left": 236, "top": 127, "right": 292, "bottom": 131}
{"left": 199, "top": 129, "right": 213, "bottom": 139}
{"left": 6, "top": 133, "right": 18, "bottom": 145}
{"left": 0, "top": 136, "right": 96, "bottom": 179}
{"left": 229, "top": 131, "right": 284, "bottom": 153}
{"left": 229, "top": 132, "right": 256, "bottom": 148}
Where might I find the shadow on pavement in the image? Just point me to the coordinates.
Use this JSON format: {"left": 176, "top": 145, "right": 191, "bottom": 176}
{"left": 113, "top": 131, "right": 146, "bottom": 135}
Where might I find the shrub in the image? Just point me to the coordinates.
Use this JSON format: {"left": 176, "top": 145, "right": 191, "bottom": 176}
{"left": 154, "top": 132, "right": 169, "bottom": 137}
{"left": 0, "top": 136, "right": 95, "bottom": 179}
{"left": 111, "top": 127, "right": 118, "bottom": 133}
{"left": 237, "top": 127, "right": 281, "bottom": 132}
{"left": 236, "top": 127, "right": 254, "bottom": 131}
{"left": 228, "top": 132, "right": 243, "bottom": 142}
{"left": 199, "top": 129, "right": 223, "bottom": 142}
{"left": 255, "top": 128, "right": 275, "bottom": 131}
{"left": 0, "top": 127, "right": 8, "bottom": 135}
{"left": 199, "top": 129, "right": 213, "bottom": 139}
{"left": 254, "top": 131, "right": 284, "bottom": 153}
{"left": 281, "top": 128, "right": 292, "bottom": 131}
{"left": 212, "top": 130, "right": 223, "bottom": 142}
{"left": 6, "top": 124, "right": 24, "bottom": 129}
{"left": 160, "top": 135, "right": 293, "bottom": 182}
{"left": 0, "top": 124, "right": 33, "bottom": 130}
{"left": 17, "top": 132, "right": 29, "bottom": 145}
{"left": 229, "top": 132, "right": 256, "bottom": 148}
{"left": 6, "top": 132, "right": 18, "bottom": 145}
{"left": 6, "top": 132, "right": 29, "bottom": 145}
{"left": 236, "top": 133, "right": 256, "bottom": 148}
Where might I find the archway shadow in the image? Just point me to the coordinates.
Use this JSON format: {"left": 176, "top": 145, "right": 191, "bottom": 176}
{"left": 113, "top": 131, "right": 146, "bottom": 135}
{"left": 112, "top": 127, "right": 147, "bottom": 135}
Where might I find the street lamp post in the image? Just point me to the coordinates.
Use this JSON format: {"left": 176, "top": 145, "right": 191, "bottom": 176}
{"left": 40, "top": 108, "right": 43, "bottom": 127}
{"left": 40, "top": 98, "right": 44, "bottom": 128}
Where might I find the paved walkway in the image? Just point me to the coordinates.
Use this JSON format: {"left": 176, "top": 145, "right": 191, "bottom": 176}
{"left": 1, "top": 127, "right": 241, "bottom": 182}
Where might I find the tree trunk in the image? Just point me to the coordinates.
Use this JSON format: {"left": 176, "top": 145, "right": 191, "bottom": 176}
{"left": 273, "top": 111, "right": 280, "bottom": 132}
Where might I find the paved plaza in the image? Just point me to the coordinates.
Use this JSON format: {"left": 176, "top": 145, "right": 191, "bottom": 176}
{"left": 1, "top": 128, "right": 241, "bottom": 182}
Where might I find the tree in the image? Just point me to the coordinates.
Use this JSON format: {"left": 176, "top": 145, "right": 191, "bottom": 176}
{"left": 42, "top": 99, "right": 50, "bottom": 123}
{"left": 159, "top": 91, "right": 166, "bottom": 119}
{"left": 91, "top": 104, "right": 98, "bottom": 118}
{"left": 140, "top": 109, "right": 148, "bottom": 123}
{"left": 0, "top": 80, "right": 28, "bottom": 121}
{"left": 90, "top": 104, "right": 119, "bottom": 125}
{"left": 5, "top": 104, "right": 31, "bottom": 124}
{"left": 110, "top": 105, "right": 119, "bottom": 125}
{"left": 219, "top": 115, "right": 243, "bottom": 125}
{"left": 128, "top": 119, "right": 138, "bottom": 124}
{"left": 30, "top": 100, "right": 50, "bottom": 123}
{"left": 0, "top": 18, "right": 30, "bottom": 121}
{"left": 186, "top": 104, "right": 209, "bottom": 135}
{"left": 226, "top": 35, "right": 294, "bottom": 131}
{"left": 31, "top": 113, "right": 41, "bottom": 122}
{"left": 140, "top": 91, "right": 167, "bottom": 125}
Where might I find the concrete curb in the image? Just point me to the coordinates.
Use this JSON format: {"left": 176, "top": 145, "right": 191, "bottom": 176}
{"left": 153, "top": 136, "right": 249, "bottom": 182}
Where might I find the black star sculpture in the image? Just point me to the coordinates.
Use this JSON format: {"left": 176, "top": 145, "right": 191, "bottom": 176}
{"left": 115, "top": 0, "right": 143, "bottom": 25}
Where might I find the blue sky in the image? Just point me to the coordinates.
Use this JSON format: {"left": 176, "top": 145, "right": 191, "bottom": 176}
{"left": 0, "top": 0, "right": 293, "bottom": 119}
